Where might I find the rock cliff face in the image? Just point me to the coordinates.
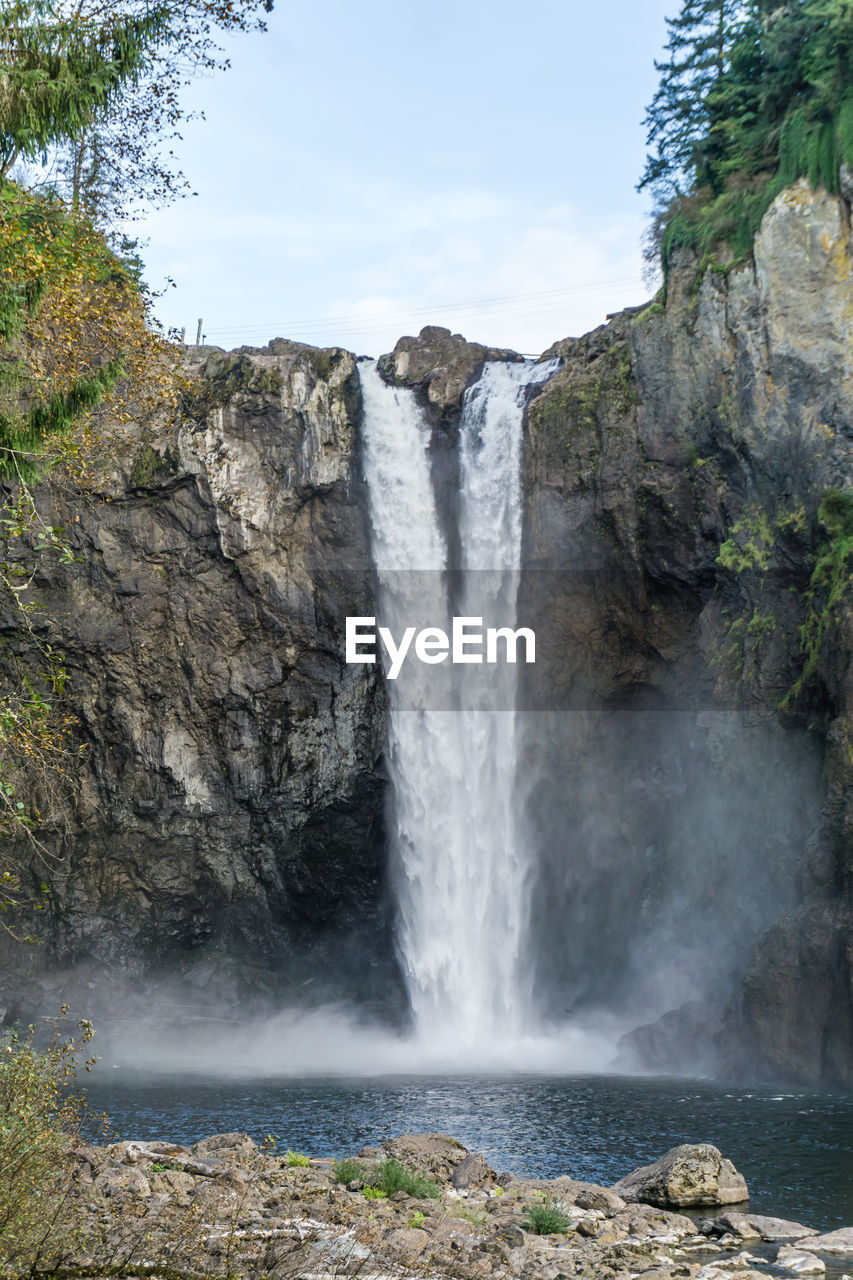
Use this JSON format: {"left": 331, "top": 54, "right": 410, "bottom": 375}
{"left": 519, "top": 180, "right": 853, "bottom": 1085}
{"left": 2, "top": 182, "right": 853, "bottom": 1085}
{"left": 0, "top": 340, "right": 401, "bottom": 1024}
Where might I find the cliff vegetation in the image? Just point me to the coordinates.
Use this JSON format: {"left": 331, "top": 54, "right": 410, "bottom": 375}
{"left": 643, "top": 0, "right": 853, "bottom": 266}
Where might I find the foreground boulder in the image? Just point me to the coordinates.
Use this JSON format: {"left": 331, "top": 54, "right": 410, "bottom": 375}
{"left": 796, "top": 1227, "right": 853, "bottom": 1255}
{"left": 776, "top": 1246, "right": 827, "bottom": 1274}
{"left": 706, "top": 1212, "right": 818, "bottom": 1242}
{"left": 612, "top": 1144, "right": 749, "bottom": 1208}
{"left": 365, "top": 1132, "right": 472, "bottom": 1180}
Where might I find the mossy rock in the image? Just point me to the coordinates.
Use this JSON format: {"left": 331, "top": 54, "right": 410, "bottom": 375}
{"left": 129, "top": 444, "right": 178, "bottom": 489}
{"left": 184, "top": 353, "right": 283, "bottom": 416}
{"left": 530, "top": 340, "right": 638, "bottom": 448}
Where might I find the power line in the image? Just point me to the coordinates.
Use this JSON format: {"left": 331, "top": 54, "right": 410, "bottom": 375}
{"left": 246, "top": 302, "right": 609, "bottom": 340}
{"left": 204, "top": 284, "right": 646, "bottom": 337}
{"left": 201, "top": 276, "right": 649, "bottom": 340}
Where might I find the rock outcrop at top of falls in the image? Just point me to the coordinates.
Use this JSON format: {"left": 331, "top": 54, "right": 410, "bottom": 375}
{"left": 378, "top": 325, "right": 523, "bottom": 419}
{"left": 2, "top": 179, "right": 853, "bottom": 1085}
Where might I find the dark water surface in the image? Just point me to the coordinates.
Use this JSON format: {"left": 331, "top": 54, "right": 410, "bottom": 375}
{"left": 84, "top": 1073, "right": 853, "bottom": 1232}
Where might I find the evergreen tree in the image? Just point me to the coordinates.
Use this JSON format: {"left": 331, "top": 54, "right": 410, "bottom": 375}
{"left": 0, "top": 0, "right": 169, "bottom": 177}
{"left": 1, "top": 0, "right": 273, "bottom": 220}
{"left": 639, "top": 0, "right": 745, "bottom": 199}
{"left": 641, "top": 0, "right": 853, "bottom": 266}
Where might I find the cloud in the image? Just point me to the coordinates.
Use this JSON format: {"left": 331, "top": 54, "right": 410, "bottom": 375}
{"left": 318, "top": 199, "right": 652, "bottom": 354}
{"left": 144, "top": 175, "right": 654, "bottom": 356}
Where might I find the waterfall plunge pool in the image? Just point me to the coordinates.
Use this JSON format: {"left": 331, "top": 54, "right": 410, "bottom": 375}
{"left": 83, "top": 1072, "right": 853, "bottom": 1232}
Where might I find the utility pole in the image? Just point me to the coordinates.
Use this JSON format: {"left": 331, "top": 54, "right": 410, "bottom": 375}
{"left": 180, "top": 327, "right": 186, "bottom": 343}
{"left": 196, "top": 318, "right": 203, "bottom": 346}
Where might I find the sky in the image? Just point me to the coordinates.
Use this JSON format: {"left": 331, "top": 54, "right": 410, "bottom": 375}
{"left": 138, "top": 0, "right": 673, "bottom": 358}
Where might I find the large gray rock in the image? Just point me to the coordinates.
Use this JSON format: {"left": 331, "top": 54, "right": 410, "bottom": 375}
{"left": 616, "top": 1001, "right": 722, "bottom": 1076}
{"left": 450, "top": 1152, "right": 494, "bottom": 1189}
{"left": 574, "top": 1183, "right": 627, "bottom": 1214}
{"left": 797, "top": 1227, "right": 853, "bottom": 1256}
{"left": 611, "top": 1201, "right": 697, "bottom": 1241}
{"left": 192, "top": 1132, "right": 256, "bottom": 1159}
{"left": 612, "top": 1145, "right": 748, "bottom": 1208}
{"left": 379, "top": 325, "right": 522, "bottom": 416}
{"left": 776, "top": 1247, "right": 826, "bottom": 1274}
{"left": 713, "top": 1211, "right": 818, "bottom": 1242}
{"left": 376, "top": 1133, "right": 467, "bottom": 1181}
{"left": 734, "top": 902, "right": 853, "bottom": 1084}
{"left": 92, "top": 1165, "right": 151, "bottom": 1198}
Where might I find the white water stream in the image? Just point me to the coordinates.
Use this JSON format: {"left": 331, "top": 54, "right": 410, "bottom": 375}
{"left": 358, "top": 358, "right": 557, "bottom": 1049}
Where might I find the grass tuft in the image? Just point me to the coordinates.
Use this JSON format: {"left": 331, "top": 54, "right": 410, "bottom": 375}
{"left": 523, "top": 1198, "right": 571, "bottom": 1235}
{"left": 332, "top": 1155, "right": 441, "bottom": 1199}
{"left": 373, "top": 1158, "right": 441, "bottom": 1199}
{"left": 332, "top": 1156, "right": 366, "bottom": 1185}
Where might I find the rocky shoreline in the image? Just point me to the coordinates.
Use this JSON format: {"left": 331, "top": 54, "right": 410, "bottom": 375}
{"left": 62, "top": 1131, "right": 853, "bottom": 1279}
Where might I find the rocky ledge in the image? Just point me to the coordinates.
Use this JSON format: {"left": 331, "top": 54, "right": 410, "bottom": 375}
{"left": 378, "top": 325, "right": 523, "bottom": 418}
{"left": 60, "top": 1131, "right": 853, "bottom": 1280}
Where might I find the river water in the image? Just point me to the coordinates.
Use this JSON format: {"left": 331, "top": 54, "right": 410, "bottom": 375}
{"left": 84, "top": 1072, "right": 853, "bottom": 1231}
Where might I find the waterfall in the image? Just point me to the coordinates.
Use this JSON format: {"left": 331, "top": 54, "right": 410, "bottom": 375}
{"left": 358, "top": 357, "right": 556, "bottom": 1051}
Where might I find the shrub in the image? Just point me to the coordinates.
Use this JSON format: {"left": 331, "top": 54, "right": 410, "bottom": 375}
{"left": 783, "top": 490, "right": 853, "bottom": 705}
{"left": 523, "top": 1198, "right": 571, "bottom": 1235}
{"left": 286, "top": 1150, "right": 311, "bottom": 1167}
{"left": 0, "top": 1013, "right": 95, "bottom": 1272}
